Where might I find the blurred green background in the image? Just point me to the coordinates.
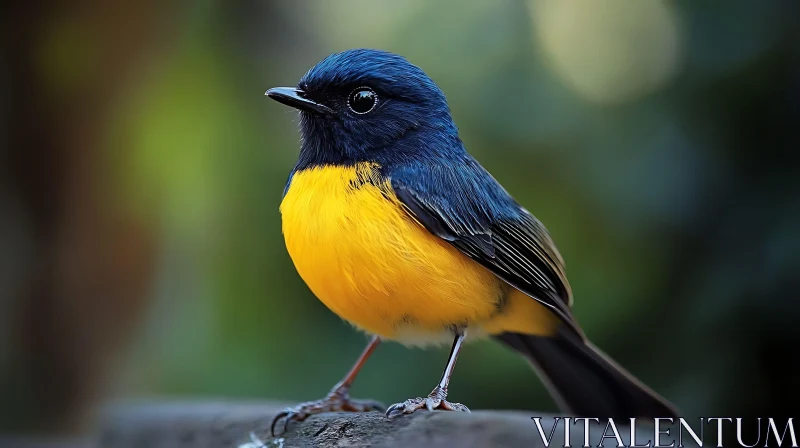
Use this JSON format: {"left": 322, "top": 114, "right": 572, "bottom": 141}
{"left": 2, "top": 0, "right": 799, "bottom": 435}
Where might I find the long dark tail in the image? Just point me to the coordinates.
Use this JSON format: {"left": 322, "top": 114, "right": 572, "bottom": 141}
{"left": 495, "top": 328, "right": 678, "bottom": 419}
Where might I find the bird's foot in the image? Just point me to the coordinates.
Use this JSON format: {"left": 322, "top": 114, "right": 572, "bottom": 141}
{"left": 271, "top": 387, "right": 383, "bottom": 436}
{"left": 385, "top": 386, "right": 470, "bottom": 418}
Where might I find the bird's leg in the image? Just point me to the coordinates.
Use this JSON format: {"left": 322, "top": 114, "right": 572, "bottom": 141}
{"left": 271, "top": 335, "right": 383, "bottom": 436}
{"left": 386, "top": 330, "right": 470, "bottom": 418}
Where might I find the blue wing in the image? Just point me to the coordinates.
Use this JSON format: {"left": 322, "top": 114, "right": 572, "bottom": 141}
{"left": 387, "top": 156, "right": 580, "bottom": 335}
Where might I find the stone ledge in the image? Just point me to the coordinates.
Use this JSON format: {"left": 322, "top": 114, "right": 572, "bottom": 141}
{"left": 96, "top": 401, "right": 672, "bottom": 448}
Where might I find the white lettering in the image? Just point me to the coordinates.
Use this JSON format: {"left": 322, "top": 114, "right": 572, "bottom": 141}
{"left": 707, "top": 418, "right": 732, "bottom": 448}
{"left": 631, "top": 418, "right": 653, "bottom": 448}
{"left": 655, "top": 418, "right": 675, "bottom": 448}
{"left": 575, "top": 418, "right": 601, "bottom": 448}
{"left": 532, "top": 417, "right": 561, "bottom": 447}
{"left": 678, "top": 418, "right": 704, "bottom": 447}
{"left": 766, "top": 418, "right": 797, "bottom": 447}
{"left": 598, "top": 419, "right": 625, "bottom": 448}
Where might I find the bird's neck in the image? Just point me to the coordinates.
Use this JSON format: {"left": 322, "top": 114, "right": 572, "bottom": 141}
{"left": 294, "top": 123, "right": 463, "bottom": 172}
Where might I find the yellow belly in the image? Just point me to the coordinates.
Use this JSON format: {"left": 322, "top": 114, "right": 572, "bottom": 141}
{"left": 280, "top": 162, "right": 560, "bottom": 343}
{"left": 280, "top": 162, "right": 504, "bottom": 341}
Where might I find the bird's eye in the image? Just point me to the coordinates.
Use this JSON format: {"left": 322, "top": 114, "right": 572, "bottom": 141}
{"left": 348, "top": 87, "right": 377, "bottom": 114}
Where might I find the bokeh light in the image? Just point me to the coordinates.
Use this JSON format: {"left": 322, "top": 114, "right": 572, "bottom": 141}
{"left": 532, "top": 0, "right": 683, "bottom": 104}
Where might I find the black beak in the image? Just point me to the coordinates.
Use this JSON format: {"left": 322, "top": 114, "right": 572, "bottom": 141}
{"left": 265, "top": 87, "right": 334, "bottom": 115}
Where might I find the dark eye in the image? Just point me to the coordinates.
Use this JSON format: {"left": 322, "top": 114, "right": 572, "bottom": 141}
{"left": 348, "top": 87, "right": 377, "bottom": 114}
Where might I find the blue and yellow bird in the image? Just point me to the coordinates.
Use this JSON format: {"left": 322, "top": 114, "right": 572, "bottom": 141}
{"left": 266, "top": 49, "right": 677, "bottom": 434}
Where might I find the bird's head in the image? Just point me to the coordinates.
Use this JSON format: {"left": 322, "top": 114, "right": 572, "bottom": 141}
{"left": 267, "top": 49, "right": 460, "bottom": 166}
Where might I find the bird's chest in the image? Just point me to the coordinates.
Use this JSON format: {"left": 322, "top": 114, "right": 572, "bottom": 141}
{"left": 279, "top": 163, "right": 501, "bottom": 340}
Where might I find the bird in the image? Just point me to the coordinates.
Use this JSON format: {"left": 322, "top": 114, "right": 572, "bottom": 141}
{"left": 265, "top": 48, "right": 678, "bottom": 436}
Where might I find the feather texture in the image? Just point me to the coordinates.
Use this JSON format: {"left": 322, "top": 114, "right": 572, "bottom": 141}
{"left": 388, "top": 155, "right": 580, "bottom": 336}
{"left": 281, "top": 162, "right": 516, "bottom": 343}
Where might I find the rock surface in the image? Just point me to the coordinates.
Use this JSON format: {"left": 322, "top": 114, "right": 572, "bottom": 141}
{"left": 98, "top": 401, "right": 572, "bottom": 447}
{"left": 96, "top": 401, "right": 679, "bottom": 448}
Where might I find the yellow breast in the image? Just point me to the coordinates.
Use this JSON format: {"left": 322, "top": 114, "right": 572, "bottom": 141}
{"left": 280, "top": 162, "right": 503, "bottom": 342}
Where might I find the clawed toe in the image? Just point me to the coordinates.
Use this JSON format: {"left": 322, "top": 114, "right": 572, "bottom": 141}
{"left": 271, "top": 395, "right": 385, "bottom": 436}
{"left": 385, "top": 396, "right": 470, "bottom": 418}
{"left": 385, "top": 397, "right": 420, "bottom": 418}
{"left": 270, "top": 409, "right": 299, "bottom": 438}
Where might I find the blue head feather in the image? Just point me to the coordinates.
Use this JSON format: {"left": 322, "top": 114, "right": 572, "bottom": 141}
{"left": 281, "top": 48, "right": 523, "bottom": 228}
{"left": 293, "top": 49, "right": 464, "bottom": 169}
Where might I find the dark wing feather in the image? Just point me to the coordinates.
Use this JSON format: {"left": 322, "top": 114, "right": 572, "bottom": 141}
{"left": 389, "top": 158, "right": 581, "bottom": 336}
